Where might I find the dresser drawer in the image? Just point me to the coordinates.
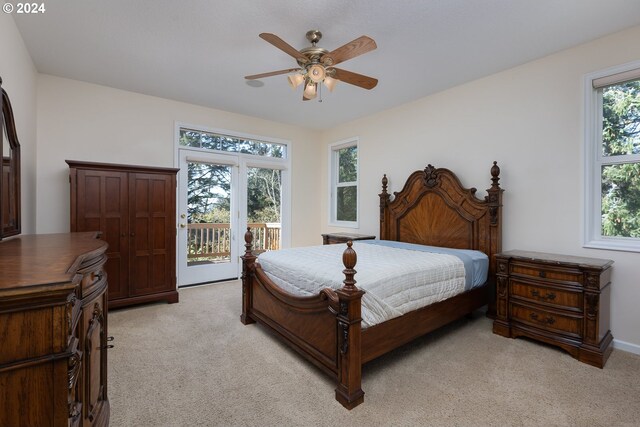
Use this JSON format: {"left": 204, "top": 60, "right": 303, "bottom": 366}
{"left": 510, "top": 302, "right": 582, "bottom": 338}
{"left": 77, "top": 255, "right": 107, "bottom": 298}
{"left": 510, "top": 279, "right": 582, "bottom": 311}
{"left": 511, "top": 261, "right": 582, "bottom": 284}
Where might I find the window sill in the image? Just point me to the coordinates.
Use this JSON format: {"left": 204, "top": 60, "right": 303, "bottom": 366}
{"left": 328, "top": 221, "right": 359, "bottom": 229}
{"left": 583, "top": 239, "right": 640, "bottom": 253}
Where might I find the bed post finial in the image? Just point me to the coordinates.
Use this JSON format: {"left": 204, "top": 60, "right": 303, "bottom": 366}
{"left": 485, "top": 161, "right": 503, "bottom": 217}
{"left": 240, "top": 227, "right": 257, "bottom": 325}
{"left": 335, "top": 241, "right": 365, "bottom": 409}
{"left": 342, "top": 241, "right": 358, "bottom": 291}
{"left": 244, "top": 227, "right": 254, "bottom": 257}
{"left": 490, "top": 161, "right": 500, "bottom": 190}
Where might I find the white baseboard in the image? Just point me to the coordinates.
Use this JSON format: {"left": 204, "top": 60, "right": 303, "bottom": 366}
{"left": 613, "top": 339, "right": 640, "bottom": 355}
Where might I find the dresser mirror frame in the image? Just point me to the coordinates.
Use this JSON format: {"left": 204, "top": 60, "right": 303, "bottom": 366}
{"left": 0, "top": 76, "right": 21, "bottom": 240}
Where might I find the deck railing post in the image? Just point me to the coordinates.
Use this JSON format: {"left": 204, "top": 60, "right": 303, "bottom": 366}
{"left": 240, "top": 227, "right": 256, "bottom": 325}
{"left": 334, "top": 241, "right": 365, "bottom": 409}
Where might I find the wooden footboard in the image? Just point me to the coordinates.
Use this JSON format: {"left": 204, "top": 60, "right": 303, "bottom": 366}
{"left": 241, "top": 229, "right": 365, "bottom": 409}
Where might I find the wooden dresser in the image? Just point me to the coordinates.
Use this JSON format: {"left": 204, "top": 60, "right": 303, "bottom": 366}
{"left": 493, "top": 250, "right": 613, "bottom": 368}
{"left": 67, "top": 160, "right": 178, "bottom": 309}
{"left": 0, "top": 233, "right": 110, "bottom": 427}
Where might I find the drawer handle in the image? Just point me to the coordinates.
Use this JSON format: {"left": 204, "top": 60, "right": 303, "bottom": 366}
{"left": 530, "top": 290, "right": 556, "bottom": 301}
{"left": 538, "top": 271, "right": 546, "bottom": 278}
{"left": 529, "top": 312, "right": 556, "bottom": 325}
{"left": 102, "top": 336, "right": 115, "bottom": 349}
{"left": 95, "top": 272, "right": 103, "bottom": 281}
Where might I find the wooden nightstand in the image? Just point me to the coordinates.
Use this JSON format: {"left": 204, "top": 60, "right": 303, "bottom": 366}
{"left": 493, "top": 250, "right": 613, "bottom": 368}
{"left": 321, "top": 232, "right": 376, "bottom": 245}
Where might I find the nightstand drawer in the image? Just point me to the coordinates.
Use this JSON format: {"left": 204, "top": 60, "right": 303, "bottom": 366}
{"left": 511, "top": 261, "right": 582, "bottom": 284}
{"left": 510, "top": 279, "right": 582, "bottom": 311}
{"left": 510, "top": 302, "right": 581, "bottom": 338}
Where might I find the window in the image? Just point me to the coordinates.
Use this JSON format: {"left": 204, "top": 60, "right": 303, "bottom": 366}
{"left": 329, "top": 139, "right": 358, "bottom": 227}
{"left": 584, "top": 61, "right": 640, "bottom": 252}
{"left": 179, "top": 128, "right": 287, "bottom": 159}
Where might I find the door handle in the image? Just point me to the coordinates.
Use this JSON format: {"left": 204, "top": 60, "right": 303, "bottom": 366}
{"left": 179, "top": 224, "right": 186, "bottom": 228}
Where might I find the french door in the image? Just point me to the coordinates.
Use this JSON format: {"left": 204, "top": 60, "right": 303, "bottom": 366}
{"left": 177, "top": 149, "right": 287, "bottom": 286}
{"left": 178, "top": 151, "right": 239, "bottom": 285}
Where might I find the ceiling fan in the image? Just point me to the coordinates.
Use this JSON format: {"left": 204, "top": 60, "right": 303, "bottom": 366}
{"left": 245, "top": 30, "right": 378, "bottom": 101}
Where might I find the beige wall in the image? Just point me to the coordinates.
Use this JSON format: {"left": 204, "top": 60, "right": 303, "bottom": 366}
{"left": 320, "top": 25, "right": 640, "bottom": 349}
{"left": 0, "top": 14, "right": 37, "bottom": 234}
{"left": 36, "top": 75, "right": 322, "bottom": 247}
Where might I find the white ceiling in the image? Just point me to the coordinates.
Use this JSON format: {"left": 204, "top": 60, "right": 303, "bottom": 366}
{"left": 13, "top": 0, "right": 640, "bottom": 130}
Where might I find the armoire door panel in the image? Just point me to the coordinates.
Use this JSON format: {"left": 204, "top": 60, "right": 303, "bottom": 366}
{"left": 74, "top": 169, "right": 129, "bottom": 302}
{"left": 129, "top": 173, "right": 174, "bottom": 296}
{"left": 151, "top": 179, "right": 167, "bottom": 212}
{"left": 152, "top": 217, "right": 167, "bottom": 249}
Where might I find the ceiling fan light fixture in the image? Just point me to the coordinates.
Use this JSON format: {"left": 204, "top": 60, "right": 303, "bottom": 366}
{"left": 303, "top": 81, "right": 317, "bottom": 99}
{"left": 323, "top": 76, "right": 337, "bottom": 92}
{"left": 245, "top": 30, "right": 377, "bottom": 102}
{"left": 307, "top": 64, "right": 326, "bottom": 83}
{"left": 287, "top": 73, "right": 305, "bottom": 89}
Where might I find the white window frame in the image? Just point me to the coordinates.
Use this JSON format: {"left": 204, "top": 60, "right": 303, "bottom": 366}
{"left": 583, "top": 60, "right": 640, "bottom": 253}
{"left": 329, "top": 138, "right": 359, "bottom": 228}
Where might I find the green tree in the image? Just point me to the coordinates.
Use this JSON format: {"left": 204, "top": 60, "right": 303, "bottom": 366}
{"left": 601, "top": 80, "right": 640, "bottom": 237}
{"left": 181, "top": 129, "right": 283, "bottom": 227}
{"left": 247, "top": 167, "right": 281, "bottom": 223}
{"left": 337, "top": 146, "right": 357, "bottom": 221}
{"left": 187, "top": 162, "right": 231, "bottom": 223}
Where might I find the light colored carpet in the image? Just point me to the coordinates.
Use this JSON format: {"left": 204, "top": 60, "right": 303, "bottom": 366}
{"left": 108, "top": 281, "right": 640, "bottom": 427}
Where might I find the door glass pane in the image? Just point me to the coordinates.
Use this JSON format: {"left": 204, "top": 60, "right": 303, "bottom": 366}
{"left": 247, "top": 167, "right": 281, "bottom": 254}
{"left": 187, "top": 161, "right": 232, "bottom": 265}
{"left": 337, "top": 185, "right": 357, "bottom": 222}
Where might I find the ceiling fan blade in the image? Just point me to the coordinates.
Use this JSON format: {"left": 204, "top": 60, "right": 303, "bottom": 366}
{"left": 245, "top": 68, "right": 301, "bottom": 80}
{"left": 321, "top": 36, "right": 376, "bottom": 67}
{"left": 332, "top": 68, "right": 378, "bottom": 90}
{"left": 259, "top": 33, "right": 309, "bottom": 64}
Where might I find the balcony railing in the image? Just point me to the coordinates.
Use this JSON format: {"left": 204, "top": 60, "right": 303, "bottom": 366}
{"left": 187, "top": 222, "right": 280, "bottom": 262}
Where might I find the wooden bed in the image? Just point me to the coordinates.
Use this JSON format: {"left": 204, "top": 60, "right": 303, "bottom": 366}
{"left": 240, "top": 162, "right": 503, "bottom": 409}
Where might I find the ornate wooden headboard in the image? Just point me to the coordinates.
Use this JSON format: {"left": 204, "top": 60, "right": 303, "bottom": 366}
{"left": 379, "top": 162, "right": 503, "bottom": 287}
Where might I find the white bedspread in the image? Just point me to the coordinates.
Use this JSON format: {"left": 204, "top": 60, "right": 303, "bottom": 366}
{"left": 257, "top": 242, "right": 466, "bottom": 328}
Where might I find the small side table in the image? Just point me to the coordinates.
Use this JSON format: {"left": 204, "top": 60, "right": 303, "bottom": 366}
{"left": 493, "top": 250, "right": 613, "bottom": 368}
{"left": 321, "top": 232, "right": 376, "bottom": 245}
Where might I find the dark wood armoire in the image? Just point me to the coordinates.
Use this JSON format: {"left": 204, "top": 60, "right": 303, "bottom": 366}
{"left": 67, "top": 160, "right": 179, "bottom": 309}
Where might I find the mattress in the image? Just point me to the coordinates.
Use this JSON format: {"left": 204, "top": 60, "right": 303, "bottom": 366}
{"left": 257, "top": 240, "right": 488, "bottom": 328}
